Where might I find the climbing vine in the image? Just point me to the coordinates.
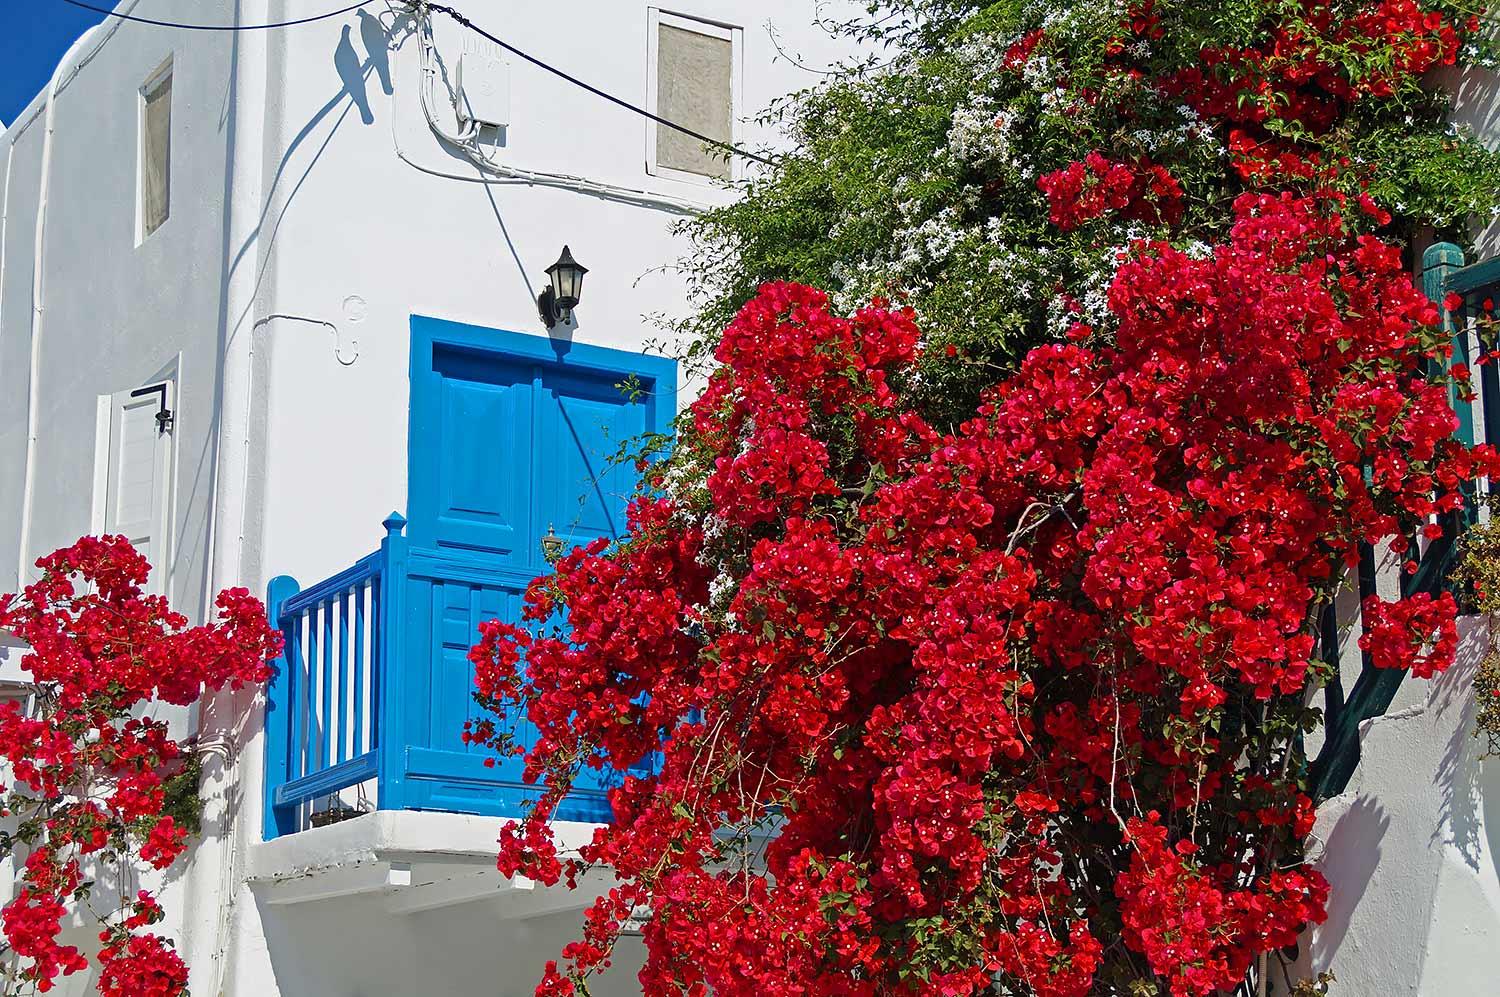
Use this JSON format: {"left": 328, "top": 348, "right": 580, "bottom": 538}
{"left": 469, "top": 1, "right": 1500, "bottom": 995}
{"left": 0, "top": 537, "right": 280, "bottom": 996}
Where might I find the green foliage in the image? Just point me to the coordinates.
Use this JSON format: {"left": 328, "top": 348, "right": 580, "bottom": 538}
{"left": 160, "top": 753, "right": 204, "bottom": 836}
{"left": 669, "top": 0, "right": 1500, "bottom": 423}
{"left": 1355, "top": 117, "right": 1500, "bottom": 231}
{"left": 1453, "top": 518, "right": 1500, "bottom": 755}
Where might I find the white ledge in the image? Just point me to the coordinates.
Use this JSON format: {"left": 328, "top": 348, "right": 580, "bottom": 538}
{"left": 246, "top": 810, "right": 604, "bottom": 914}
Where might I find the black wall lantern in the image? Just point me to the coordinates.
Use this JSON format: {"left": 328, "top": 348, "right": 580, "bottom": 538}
{"left": 538, "top": 245, "right": 588, "bottom": 327}
{"left": 540, "top": 524, "right": 565, "bottom": 565}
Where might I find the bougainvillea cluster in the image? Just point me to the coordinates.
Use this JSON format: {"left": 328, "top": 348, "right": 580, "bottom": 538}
{"left": 0, "top": 537, "right": 280, "bottom": 995}
{"left": 1167, "top": 0, "right": 1469, "bottom": 178}
{"left": 460, "top": 1, "right": 1500, "bottom": 995}
{"left": 1038, "top": 152, "right": 1184, "bottom": 231}
{"left": 471, "top": 187, "right": 1495, "bottom": 995}
{"left": 682, "top": 2, "right": 1500, "bottom": 406}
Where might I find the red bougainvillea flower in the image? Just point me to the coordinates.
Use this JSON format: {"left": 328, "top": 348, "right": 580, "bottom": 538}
{"left": 0, "top": 536, "right": 281, "bottom": 996}
{"left": 1038, "top": 152, "right": 1183, "bottom": 231}
{"left": 470, "top": 183, "right": 1494, "bottom": 996}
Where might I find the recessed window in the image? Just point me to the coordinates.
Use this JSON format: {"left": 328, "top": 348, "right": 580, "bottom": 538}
{"left": 648, "top": 12, "right": 739, "bottom": 181}
{"left": 139, "top": 62, "right": 172, "bottom": 239}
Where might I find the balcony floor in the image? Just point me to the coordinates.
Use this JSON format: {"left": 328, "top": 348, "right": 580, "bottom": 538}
{"left": 247, "top": 810, "right": 604, "bottom": 918}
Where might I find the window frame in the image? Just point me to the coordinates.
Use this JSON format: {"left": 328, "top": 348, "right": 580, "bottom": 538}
{"left": 644, "top": 9, "right": 744, "bottom": 186}
{"left": 136, "top": 57, "right": 173, "bottom": 244}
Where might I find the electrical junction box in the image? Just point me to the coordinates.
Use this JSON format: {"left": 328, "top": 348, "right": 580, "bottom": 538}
{"left": 456, "top": 49, "right": 511, "bottom": 129}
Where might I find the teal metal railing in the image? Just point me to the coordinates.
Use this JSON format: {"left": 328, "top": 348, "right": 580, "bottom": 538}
{"left": 1308, "top": 242, "right": 1497, "bottom": 799}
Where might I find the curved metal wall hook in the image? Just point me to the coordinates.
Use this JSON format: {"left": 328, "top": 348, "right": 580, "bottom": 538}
{"left": 252, "top": 312, "right": 360, "bottom": 365}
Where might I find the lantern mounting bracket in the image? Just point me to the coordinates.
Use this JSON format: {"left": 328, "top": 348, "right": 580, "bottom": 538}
{"left": 537, "top": 286, "right": 566, "bottom": 327}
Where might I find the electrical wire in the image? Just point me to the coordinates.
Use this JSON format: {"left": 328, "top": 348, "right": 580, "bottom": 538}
{"left": 422, "top": 2, "right": 776, "bottom": 168}
{"left": 56, "top": 0, "right": 777, "bottom": 169}
{"left": 395, "top": 8, "right": 710, "bottom": 214}
{"left": 56, "top": 0, "right": 377, "bottom": 30}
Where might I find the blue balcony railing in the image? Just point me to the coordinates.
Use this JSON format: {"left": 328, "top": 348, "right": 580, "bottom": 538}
{"left": 262, "top": 513, "right": 621, "bottom": 839}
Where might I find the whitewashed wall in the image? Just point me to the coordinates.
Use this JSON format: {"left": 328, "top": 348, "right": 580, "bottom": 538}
{"left": 252, "top": 0, "right": 776, "bottom": 594}
{"left": 0, "top": 2, "right": 863, "bottom": 994}
{"left": 1285, "top": 617, "right": 1500, "bottom": 994}
{"left": 0, "top": 0, "right": 236, "bottom": 620}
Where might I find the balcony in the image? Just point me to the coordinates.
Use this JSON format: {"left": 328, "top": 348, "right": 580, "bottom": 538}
{"left": 262, "top": 315, "right": 676, "bottom": 841}
{"left": 261, "top": 512, "right": 628, "bottom": 839}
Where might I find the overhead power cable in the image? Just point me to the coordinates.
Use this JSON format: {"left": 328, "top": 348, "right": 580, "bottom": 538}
{"left": 420, "top": 3, "right": 776, "bottom": 167}
{"left": 57, "top": 0, "right": 375, "bottom": 30}
{"left": 55, "top": 0, "right": 777, "bottom": 168}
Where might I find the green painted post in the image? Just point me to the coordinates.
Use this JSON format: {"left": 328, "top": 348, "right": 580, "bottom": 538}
{"left": 1424, "top": 242, "right": 1472, "bottom": 446}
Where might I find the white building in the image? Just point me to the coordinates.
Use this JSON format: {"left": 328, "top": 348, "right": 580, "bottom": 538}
{"left": 4, "top": 4, "right": 1500, "bottom": 996}
{"left": 0, "top": 2, "right": 860, "bottom": 993}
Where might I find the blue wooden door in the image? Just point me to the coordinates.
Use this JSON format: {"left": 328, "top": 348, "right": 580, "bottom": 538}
{"left": 412, "top": 346, "right": 535, "bottom": 561}
{"left": 400, "top": 317, "right": 675, "bottom": 820}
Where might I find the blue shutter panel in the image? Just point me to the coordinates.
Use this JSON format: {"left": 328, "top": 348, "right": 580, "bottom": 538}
{"left": 410, "top": 346, "right": 535, "bottom": 561}
{"left": 538, "top": 371, "right": 647, "bottom": 553}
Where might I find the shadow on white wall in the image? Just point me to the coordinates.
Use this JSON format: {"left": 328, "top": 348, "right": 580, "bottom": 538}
{"left": 1288, "top": 618, "right": 1500, "bottom": 994}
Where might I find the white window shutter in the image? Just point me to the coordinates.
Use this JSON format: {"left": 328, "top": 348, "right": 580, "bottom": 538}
{"left": 653, "top": 17, "right": 735, "bottom": 180}
{"left": 140, "top": 69, "right": 172, "bottom": 238}
{"left": 104, "top": 383, "right": 173, "bottom": 595}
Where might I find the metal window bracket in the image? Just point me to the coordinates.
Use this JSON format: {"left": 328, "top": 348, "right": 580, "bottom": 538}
{"left": 130, "top": 383, "right": 174, "bottom": 434}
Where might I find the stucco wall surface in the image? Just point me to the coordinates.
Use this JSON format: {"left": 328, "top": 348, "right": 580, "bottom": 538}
{"left": 0, "top": 1, "right": 238, "bottom": 620}
{"left": 0, "top": 2, "right": 866, "bottom": 993}
{"left": 1289, "top": 617, "right": 1500, "bottom": 994}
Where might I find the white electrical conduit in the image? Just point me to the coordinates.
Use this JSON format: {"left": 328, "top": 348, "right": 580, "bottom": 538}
{"left": 400, "top": 5, "right": 708, "bottom": 216}
{"left": 193, "top": 4, "right": 275, "bottom": 992}
{"left": 253, "top": 312, "right": 359, "bottom": 365}
{"left": 0, "top": 147, "right": 15, "bottom": 584}
{"left": 416, "top": 9, "right": 477, "bottom": 147}
{"left": 17, "top": 24, "right": 103, "bottom": 586}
